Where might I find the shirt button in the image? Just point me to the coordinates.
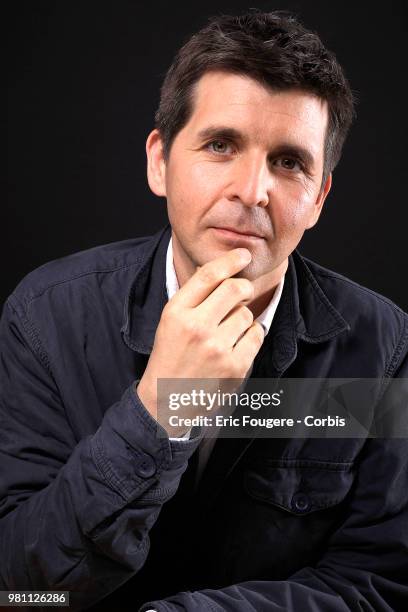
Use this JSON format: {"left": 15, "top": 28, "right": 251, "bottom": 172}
{"left": 291, "top": 492, "right": 311, "bottom": 513}
{"left": 135, "top": 453, "right": 156, "bottom": 478}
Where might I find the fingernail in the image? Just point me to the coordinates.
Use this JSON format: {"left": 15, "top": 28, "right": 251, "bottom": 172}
{"left": 237, "top": 248, "right": 251, "bottom": 263}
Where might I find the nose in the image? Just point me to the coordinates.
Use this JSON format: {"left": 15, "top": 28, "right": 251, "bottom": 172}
{"left": 225, "top": 153, "right": 270, "bottom": 208}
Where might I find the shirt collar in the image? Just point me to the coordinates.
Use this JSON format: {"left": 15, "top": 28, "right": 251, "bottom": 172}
{"left": 166, "top": 237, "right": 284, "bottom": 336}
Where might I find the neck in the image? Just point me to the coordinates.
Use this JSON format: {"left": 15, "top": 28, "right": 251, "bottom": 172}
{"left": 247, "top": 258, "right": 287, "bottom": 318}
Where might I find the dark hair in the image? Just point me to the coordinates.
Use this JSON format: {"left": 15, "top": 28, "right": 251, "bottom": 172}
{"left": 155, "top": 11, "right": 356, "bottom": 186}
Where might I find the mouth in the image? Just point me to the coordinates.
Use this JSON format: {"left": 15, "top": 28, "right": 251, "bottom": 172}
{"left": 211, "top": 226, "right": 265, "bottom": 240}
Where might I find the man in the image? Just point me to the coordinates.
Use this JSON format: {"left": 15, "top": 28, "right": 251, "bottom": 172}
{"left": 1, "top": 10, "right": 407, "bottom": 612}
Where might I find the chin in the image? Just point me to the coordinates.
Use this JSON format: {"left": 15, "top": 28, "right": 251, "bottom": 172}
{"left": 188, "top": 240, "right": 275, "bottom": 282}
{"left": 231, "top": 262, "right": 262, "bottom": 281}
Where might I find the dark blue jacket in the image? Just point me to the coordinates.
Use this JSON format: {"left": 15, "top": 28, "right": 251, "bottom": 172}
{"left": 0, "top": 225, "right": 407, "bottom": 611}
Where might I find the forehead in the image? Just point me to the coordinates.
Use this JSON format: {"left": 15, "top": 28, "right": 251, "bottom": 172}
{"left": 185, "top": 71, "right": 328, "bottom": 150}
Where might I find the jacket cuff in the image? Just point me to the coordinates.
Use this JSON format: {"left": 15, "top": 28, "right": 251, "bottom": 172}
{"left": 132, "top": 381, "right": 202, "bottom": 450}
{"left": 89, "top": 383, "right": 201, "bottom": 507}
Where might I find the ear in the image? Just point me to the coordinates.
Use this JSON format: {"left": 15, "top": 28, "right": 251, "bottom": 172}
{"left": 305, "top": 172, "right": 332, "bottom": 229}
{"left": 146, "top": 129, "right": 167, "bottom": 197}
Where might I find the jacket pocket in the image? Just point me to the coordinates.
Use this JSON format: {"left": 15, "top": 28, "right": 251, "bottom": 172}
{"left": 208, "top": 459, "right": 356, "bottom": 582}
{"left": 244, "top": 458, "right": 354, "bottom": 516}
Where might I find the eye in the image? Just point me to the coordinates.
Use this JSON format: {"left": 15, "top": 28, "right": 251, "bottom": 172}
{"left": 206, "top": 140, "right": 234, "bottom": 155}
{"left": 274, "top": 157, "right": 303, "bottom": 171}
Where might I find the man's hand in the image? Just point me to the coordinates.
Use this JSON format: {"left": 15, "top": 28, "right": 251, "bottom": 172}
{"left": 137, "top": 248, "right": 264, "bottom": 435}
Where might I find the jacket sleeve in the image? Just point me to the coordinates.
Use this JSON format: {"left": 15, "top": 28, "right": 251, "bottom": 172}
{"left": 139, "top": 376, "right": 408, "bottom": 610}
{"left": 0, "top": 297, "right": 200, "bottom": 610}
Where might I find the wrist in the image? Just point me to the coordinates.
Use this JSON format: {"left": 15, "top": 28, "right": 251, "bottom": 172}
{"left": 135, "top": 378, "right": 157, "bottom": 420}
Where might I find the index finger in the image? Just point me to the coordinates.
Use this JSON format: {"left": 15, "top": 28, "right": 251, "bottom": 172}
{"left": 173, "top": 248, "right": 252, "bottom": 308}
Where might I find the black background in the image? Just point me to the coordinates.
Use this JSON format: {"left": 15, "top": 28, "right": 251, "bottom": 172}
{"left": 5, "top": 1, "right": 408, "bottom": 310}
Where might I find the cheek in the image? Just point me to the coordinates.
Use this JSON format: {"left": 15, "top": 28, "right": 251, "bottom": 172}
{"left": 170, "top": 162, "right": 224, "bottom": 216}
{"left": 165, "top": 166, "right": 192, "bottom": 217}
{"left": 165, "top": 163, "right": 214, "bottom": 230}
{"left": 189, "top": 161, "right": 226, "bottom": 201}
{"left": 272, "top": 183, "right": 318, "bottom": 234}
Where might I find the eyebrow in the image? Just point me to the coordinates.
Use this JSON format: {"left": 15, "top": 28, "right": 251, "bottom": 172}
{"left": 196, "top": 125, "right": 316, "bottom": 169}
{"left": 197, "top": 126, "right": 244, "bottom": 144}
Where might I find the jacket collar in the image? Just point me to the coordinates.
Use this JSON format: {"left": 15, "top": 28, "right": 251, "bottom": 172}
{"left": 121, "top": 225, "right": 171, "bottom": 354}
{"left": 121, "top": 225, "right": 350, "bottom": 361}
{"left": 260, "top": 250, "right": 350, "bottom": 373}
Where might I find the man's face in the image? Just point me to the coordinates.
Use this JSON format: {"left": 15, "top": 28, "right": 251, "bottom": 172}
{"left": 147, "top": 71, "right": 331, "bottom": 285}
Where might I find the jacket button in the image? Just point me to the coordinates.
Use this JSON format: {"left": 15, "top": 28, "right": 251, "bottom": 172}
{"left": 135, "top": 453, "right": 156, "bottom": 478}
{"left": 291, "top": 492, "right": 311, "bottom": 513}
